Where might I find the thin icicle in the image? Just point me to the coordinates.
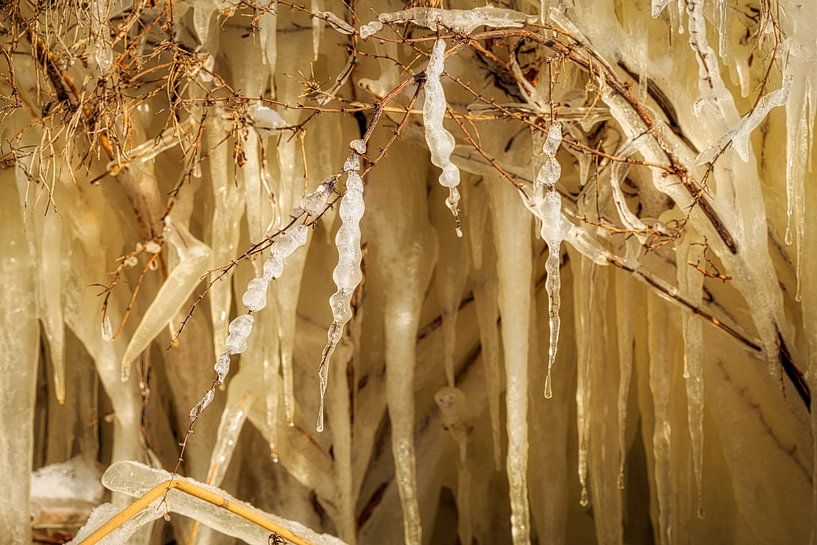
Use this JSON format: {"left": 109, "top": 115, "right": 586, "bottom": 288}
{"left": 615, "top": 268, "right": 634, "bottom": 489}
{"left": 206, "top": 393, "right": 254, "bottom": 487}
{"left": 467, "top": 188, "right": 503, "bottom": 470}
{"left": 695, "top": 77, "right": 793, "bottom": 165}
{"left": 525, "top": 122, "right": 569, "bottom": 398}
{"left": 489, "top": 179, "right": 533, "bottom": 545}
{"left": 677, "top": 237, "right": 705, "bottom": 517}
{"left": 648, "top": 296, "right": 672, "bottom": 545}
{"left": 574, "top": 256, "right": 596, "bottom": 508}
{"left": 317, "top": 150, "right": 365, "bottom": 433}
{"left": 423, "top": 39, "right": 463, "bottom": 236}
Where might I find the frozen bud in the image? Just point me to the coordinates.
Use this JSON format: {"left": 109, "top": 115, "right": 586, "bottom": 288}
{"left": 253, "top": 106, "right": 287, "bottom": 130}
{"left": 343, "top": 153, "right": 360, "bottom": 173}
{"left": 144, "top": 240, "right": 162, "bottom": 253}
{"left": 350, "top": 139, "right": 367, "bottom": 154}
{"left": 300, "top": 179, "right": 334, "bottom": 216}
{"left": 359, "top": 20, "right": 383, "bottom": 39}
{"left": 101, "top": 315, "right": 113, "bottom": 341}
{"left": 242, "top": 278, "right": 269, "bottom": 311}
{"left": 124, "top": 255, "right": 139, "bottom": 268}
{"left": 329, "top": 291, "right": 353, "bottom": 324}
{"left": 543, "top": 122, "right": 563, "bottom": 156}
{"left": 535, "top": 159, "right": 561, "bottom": 188}
{"left": 190, "top": 389, "right": 215, "bottom": 420}
{"left": 226, "top": 314, "right": 254, "bottom": 355}
{"left": 263, "top": 257, "right": 284, "bottom": 281}
{"left": 214, "top": 353, "right": 231, "bottom": 384}
{"left": 439, "top": 163, "right": 460, "bottom": 188}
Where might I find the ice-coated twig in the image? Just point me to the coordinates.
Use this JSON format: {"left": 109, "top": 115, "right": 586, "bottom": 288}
{"left": 189, "top": 225, "right": 309, "bottom": 424}
{"left": 523, "top": 122, "right": 570, "bottom": 398}
{"left": 359, "top": 6, "right": 534, "bottom": 37}
{"left": 317, "top": 145, "right": 366, "bottom": 433}
{"left": 695, "top": 77, "right": 793, "bottom": 165}
{"left": 423, "top": 39, "right": 463, "bottom": 237}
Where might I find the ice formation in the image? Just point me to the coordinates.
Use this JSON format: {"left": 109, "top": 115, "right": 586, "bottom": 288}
{"left": 423, "top": 39, "right": 463, "bottom": 236}
{"left": 317, "top": 149, "right": 365, "bottom": 433}
{"left": 4, "top": 2, "right": 817, "bottom": 545}
{"left": 525, "top": 122, "right": 569, "bottom": 398}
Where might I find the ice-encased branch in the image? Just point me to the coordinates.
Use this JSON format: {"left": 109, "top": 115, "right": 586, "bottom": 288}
{"left": 316, "top": 146, "right": 366, "bottom": 433}
{"left": 423, "top": 39, "right": 463, "bottom": 237}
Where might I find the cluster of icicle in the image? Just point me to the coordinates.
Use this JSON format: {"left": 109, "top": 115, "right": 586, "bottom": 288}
{"left": 5, "top": 1, "right": 817, "bottom": 545}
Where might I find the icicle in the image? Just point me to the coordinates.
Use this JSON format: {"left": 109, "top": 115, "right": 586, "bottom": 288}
{"left": 614, "top": 269, "right": 634, "bottom": 490}
{"left": 311, "top": 0, "right": 324, "bottom": 61}
{"left": 36, "top": 205, "right": 66, "bottom": 403}
{"left": 525, "top": 122, "right": 569, "bottom": 398}
{"left": 648, "top": 295, "right": 672, "bottom": 545}
{"left": 467, "top": 187, "right": 503, "bottom": 470}
{"left": 0, "top": 172, "right": 39, "bottom": 545}
{"left": 489, "top": 178, "right": 533, "bottom": 545}
{"left": 677, "top": 237, "right": 705, "bottom": 517}
{"left": 368, "top": 144, "right": 438, "bottom": 545}
{"left": 206, "top": 113, "right": 245, "bottom": 360}
{"left": 423, "top": 39, "right": 463, "bottom": 236}
{"left": 573, "top": 256, "right": 595, "bottom": 508}
{"left": 327, "top": 343, "right": 357, "bottom": 544}
{"left": 695, "top": 77, "right": 793, "bottom": 165}
{"left": 121, "top": 220, "right": 211, "bottom": 380}
{"left": 317, "top": 152, "right": 365, "bottom": 433}
{"left": 206, "top": 393, "right": 254, "bottom": 486}
{"left": 651, "top": 0, "right": 669, "bottom": 18}
{"left": 431, "top": 180, "right": 470, "bottom": 387}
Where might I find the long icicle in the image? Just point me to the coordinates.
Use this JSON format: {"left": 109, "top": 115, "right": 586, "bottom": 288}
{"left": 527, "top": 122, "right": 568, "bottom": 399}
{"left": 317, "top": 147, "right": 366, "bottom": 432}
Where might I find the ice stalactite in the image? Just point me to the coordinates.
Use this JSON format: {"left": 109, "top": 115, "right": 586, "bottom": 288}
{"left": 434, "top": 386, "right": 471, "bottom": 544}
{"left": 677, "top": 237, "right": 705, "bottom": 517}
{"left": 572, "top": 252, "right": 595, "bottom": 509}
{"left": 29, "top": 188, "right": 66, "bottom": 403}
{"left": 318, "top": 150, "right": 365, "bottom": 432}
{"left": 206, "top": 393, "right": 254, "bottom": 487}
{"left": 647, "top": 295, "right": 672, "bottom": 545}
{"left": 467, "top": 184, "right": 503, "bottom": 469}
{"left": 423, "top": 39, "right": 463, "bottom": 236}
{"left": 206, "top": 113, "right": 245, "bottom": 360}
{"left": 368, "top": 142, "right": 437, "bottom": 545}
{"left": 327, "top": 342, "right": 357, "bottom": 544}
{"left": 275, "top": 29, "right": 315, "bottom": 426}
{"left": 489, "top": 177, "right": 533, "bottom": 545}
{"left": 780, "top": 0, "right": 817, "bottom": 302}
{"left": 120, "top": 220, "right": 212, "bottom": 380}
{"left": 525, "top": 122, "right": 568, "bottom": 399}
{"left": 587, "top": 269, "right": 623, "bottom": 545}
{"left": 651, "top": 0, "right": 669, "bottom": 18}
{"left": 431, "top": 180, "right": 470, "bottom": 387}
{"left": 311, "top": 0, "right": 324, "bottom": 61}
{"left": 0, "top": 170, "right": 39, "bottom": 545}
{"left": 614, "top": 267, "right": 635, "bottom": 489}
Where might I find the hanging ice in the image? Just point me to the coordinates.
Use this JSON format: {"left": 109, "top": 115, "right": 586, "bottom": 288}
{"left": 317, "top": 151, "right": 365, "bottom": 433}
{"left": 423, "top": 39, "right": 463, "bottom": 236}
{"left": 525, "top": 122, "right": 570, "bottom": 398}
